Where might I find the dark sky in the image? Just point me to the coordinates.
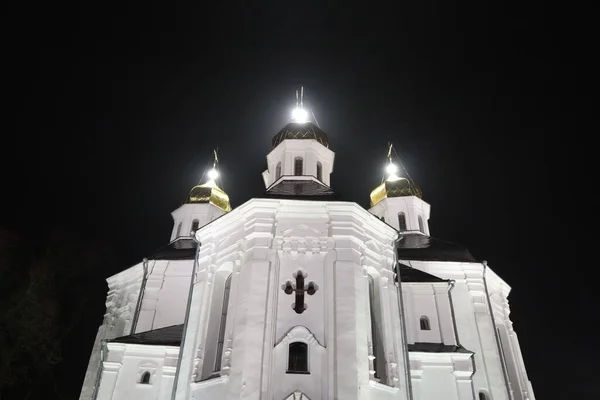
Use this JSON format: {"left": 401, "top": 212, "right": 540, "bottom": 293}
{"left": 2, "top": 1, "right": 588, "bottom": 399}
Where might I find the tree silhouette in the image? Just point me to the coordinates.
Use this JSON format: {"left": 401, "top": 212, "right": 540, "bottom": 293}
{"left": 0, "top": 228, "right": 114, "bottom": 399}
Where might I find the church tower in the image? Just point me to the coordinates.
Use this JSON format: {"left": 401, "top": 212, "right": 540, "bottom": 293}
{"left": 170, "top": 155, "right": 231, "bottom": 241}
{"left": 262, "top": 91, "right": 335, "bottom": 198}
{"left": 368, "top": 144, "right": 430, "bottom": 235}
{"left": 171, "top": 90, "right": 409, "bottom": 400}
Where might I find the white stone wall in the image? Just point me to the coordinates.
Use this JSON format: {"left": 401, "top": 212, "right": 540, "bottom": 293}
{"left": 135, "top": 259, "right": 193, "bottom": 333}
{"left": 173, "top": 198, "right": 410, "bottom": 400}
{"left": 410, "top": 352, "right": 474, "bottom": 400}
{"left": 369, "top": 196, "right": 431, "bottom": 234}
{"left": 486, "top": 269, "right": 536, "bottom": 400}
{"left": 262, "top": 139, "right": 335, "bottom": 188}
{"left": 79, "top": 263, "right": 144, "bottom": 400}
{"left": 402, "top": 260, "right": 530, "bottom": 400}
{"left": 170, "top": 203, "right": 227, "bottom": 242}
{"left": 402, "top": 282, "right": 457, "bottom": 346}
{"left": 95, "top": 343, "right": 179, "bottom": 400}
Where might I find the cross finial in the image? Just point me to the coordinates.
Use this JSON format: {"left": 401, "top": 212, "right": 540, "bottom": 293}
{"left": 291, "top": 87, "right": 309, "bottom": 123}
{"left": 282, "top": 270, "right": 318, "bottom": 314}
{"left": 387, "top": 142, "right": 393, "bottom": 163}
{"left": 213, "top": 148, "right": 219, "bottom": 169}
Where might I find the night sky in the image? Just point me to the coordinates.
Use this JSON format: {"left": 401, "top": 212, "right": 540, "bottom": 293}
{"left": 2, "top": 1, "right": 587, "bottom": 399}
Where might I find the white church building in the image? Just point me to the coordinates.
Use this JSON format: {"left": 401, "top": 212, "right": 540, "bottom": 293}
{"left": 79, "top": 102, "right": 535, "bottom": 400}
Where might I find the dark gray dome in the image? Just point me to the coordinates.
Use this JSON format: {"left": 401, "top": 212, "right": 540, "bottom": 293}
{"left": 271, "top": 122, "right": 329, "bottom": 148}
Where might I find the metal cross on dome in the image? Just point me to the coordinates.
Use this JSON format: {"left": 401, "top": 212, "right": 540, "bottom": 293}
{"left": 283, "top": 271, "right": 317, "bottom": 314}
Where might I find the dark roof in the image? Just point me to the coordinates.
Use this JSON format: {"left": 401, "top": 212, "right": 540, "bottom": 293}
{"left": 152, "top": 238, "right": 197, "bottom": 260}
{"left": 408, "top": 342, "right": 472, "bottom": 353}
{"left": 396, "top": 262, "right": 447, "bottom": 283}
{"left": 110, "top": 324, "right": 184, "bottom": 346}
{"left": 263, "top": 179, "right": 340, "bottom": 201}
{"left": 396, "top": 233, "right": 477, "bottom": 263}
{"left": 272, "top": 122, "right": 329, "bottom": 148}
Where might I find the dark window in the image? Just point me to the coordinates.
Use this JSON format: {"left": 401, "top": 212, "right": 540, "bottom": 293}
{"left": 140, "top": 371, "right": 151, "bottom": 384}
{"left": 398, "top": 213, "right": 407, "bottom": 231}
{"left": 287, "top": 342, "right": 308, "bottom": 373}
{"left": 215, "top": 274, "right": 232, "bottom": 371}
{"left": 191, "top": 219, "right": 199, "bottom": 234}
{"left": 316, "top": 162, "right": 323, "bottom": 181}
{"left": 294, "top": 157, "right": 303, "bottom": 176}
{"left": 418, "top": 216, "right": 424, "bottom": 233}
{"left": 276, "top": 162, "right": 282, "bottom": 179}
{"left": 479, "top": 392, "right": 488, "bottom": 400}
{"left": 420, "top": 316, "right": 431, "bottom": 330}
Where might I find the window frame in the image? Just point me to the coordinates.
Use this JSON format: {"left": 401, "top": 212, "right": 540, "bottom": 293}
{"left": 316, "top": 161, "right": 323, "bottom": 181}
{"left": 287, "top": 341, "right": 309, "bottom": 374}
{"left": 398, "top": 212, "right": 407, "bottom": 231}
{"left": 419, "top": 315, "right": 431, "bottom": 330}
{"left": 294, "top": 157, "right": 303, "bottom": 176}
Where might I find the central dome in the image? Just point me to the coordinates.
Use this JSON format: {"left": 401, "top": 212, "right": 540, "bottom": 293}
{"left": 271, "top": 122, "right": 329, "bottom": 148}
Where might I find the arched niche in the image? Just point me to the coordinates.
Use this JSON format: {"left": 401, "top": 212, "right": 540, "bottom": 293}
{"left": 273, "top": 326, "right": 324, "bottom": 400}
{"left": 199, "top": 261, "right": 234, "bottom": 380}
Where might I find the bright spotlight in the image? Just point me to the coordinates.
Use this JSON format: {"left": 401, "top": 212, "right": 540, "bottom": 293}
{"left": 291, "top": 107, "right": 309, "bottom": 123}
{"left": 386, "top": 163, "right": 398, "bottom": 175}
{"left": 207, "top": 168, "right": 219, "bottom": 180}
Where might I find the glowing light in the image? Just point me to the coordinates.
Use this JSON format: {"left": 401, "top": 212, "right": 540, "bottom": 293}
{"left": 386, "top": 163, "right": 398, "bottom": 175}
{"left": 291, "top": 107, "right": 309, "bottom": 123}
{"left": 207, "top": 168, "right": 219, "bottom": 180}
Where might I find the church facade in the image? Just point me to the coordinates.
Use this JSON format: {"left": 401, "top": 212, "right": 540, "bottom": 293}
{"left": 79, "top": 109, "right": 535, "bottom": 400}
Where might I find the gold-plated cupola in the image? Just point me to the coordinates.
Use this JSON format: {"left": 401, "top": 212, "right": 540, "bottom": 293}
{"left": 186, "top": 180, "right": 231, "bottom": 212}
{"left": 370, "top": 143, "right": 422, "bottom": 207}
{"left": 185, "top": 150, "right": 231, "bottom": 212}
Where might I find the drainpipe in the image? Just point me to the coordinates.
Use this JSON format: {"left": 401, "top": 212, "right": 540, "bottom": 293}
{"left": 446, "top": 280, "right": 461, "bottom": 347}
{"left": 394, "top": 235, "right": 414, "bottom": 400}
{"left": 482, "top": 260, "right": 513, "bottom": 400}
{"left": 448, "top": 280, "right": 478, "bottom": 399}
{"left": 91, "top": 339, "right": 107, "bottom": 400}
{"left": 131, "top": 258, "right": 149, "bottom": 334}
{"left": 171, "top": 235, "right": 202, "bottom": 400}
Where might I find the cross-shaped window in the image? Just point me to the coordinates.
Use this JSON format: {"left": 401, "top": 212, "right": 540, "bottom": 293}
{"left": 283, "top": 271, "right": 318, "bottom": 314}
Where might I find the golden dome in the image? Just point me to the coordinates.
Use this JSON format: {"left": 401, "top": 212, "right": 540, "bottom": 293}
{"left": 186, "top": 179, "right": 231, "bottom": 212}
{"left": 370, "top": 175, "right": 422, "bottom": 207}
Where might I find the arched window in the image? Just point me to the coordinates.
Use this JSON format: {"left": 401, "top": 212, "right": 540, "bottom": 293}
{"left": 176, "top": 222, "right": 182, "bottom": 238}
{"left": 368, "top": 274, "right": 386, "bottom": 382}
{"left": 479, "top": 391, "right": 489, "bottom": 400}
{"left": 191, "top": 219, "right": 199, "bottom": 235}
{"left": 418, "top": 216, "right": 424, "bottom": 233}
{"left": 294, "top": 157, "right": 303, "bottom": 176}
{"left": 398, "top": 213, "right": 407, "bottom": 231}
{"left": 214, "top": 274, "right": 232, "bottom": 372}
{"left": 140, "top": 371, "right": 151, "bottom": 384}
{"left": 316, "top": 162, "right": 323, "bottom": 181}
{"left": 276, "top": 162, "right": 282, "bottom": 180}
{"left": 420, "top": 316, "right": 431, "bottom": 330}
{"left": 287, "top": 342, "right": 308, "bottom": 373}
{"left": 380, "top": 216, "right": 385, "bottom": 222}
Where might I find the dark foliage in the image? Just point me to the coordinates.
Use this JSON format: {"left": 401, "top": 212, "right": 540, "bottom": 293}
{"left": 0, "top": 229, "right": 113, "bottom": 400}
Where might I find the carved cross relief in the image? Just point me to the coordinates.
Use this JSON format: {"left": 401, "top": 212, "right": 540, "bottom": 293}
{"left": 283, "top": 270, "right": 318, "bottom": 314}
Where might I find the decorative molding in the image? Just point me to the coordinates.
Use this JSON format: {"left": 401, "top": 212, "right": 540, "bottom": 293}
{"left": 274, "top": 325, "right": 325, "bottom": 348}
